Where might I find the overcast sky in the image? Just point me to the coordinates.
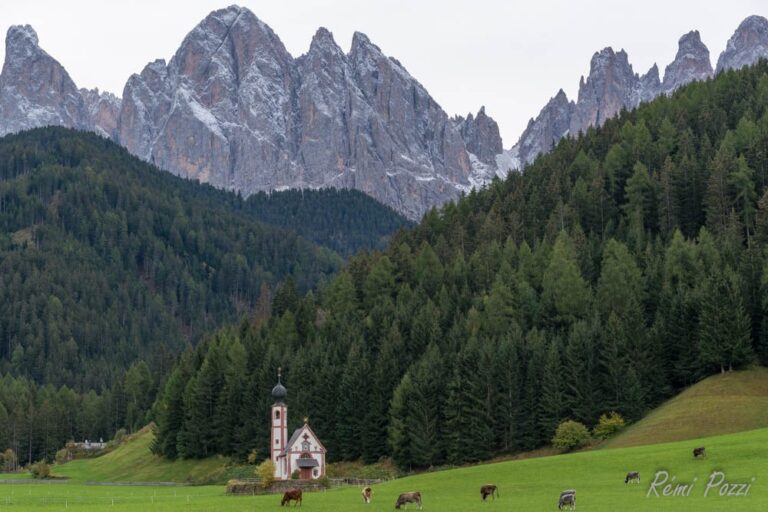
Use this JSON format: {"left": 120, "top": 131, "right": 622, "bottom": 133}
{"left": 1, "top": 0, "right": 766, "bottom": 146}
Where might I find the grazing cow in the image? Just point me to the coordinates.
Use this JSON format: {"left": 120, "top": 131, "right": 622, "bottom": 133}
{"left": 281, "top": 489, "right": 303, "bottom": 507}
{"left": 362, "top": 486, "right": 373, "bottom": 504}
{"left": 693, "top": 447, "right": 706, "bottom": 458}
{"left": 395, "top": 491, "right": 422, "bottom": 510}
{"left": 480, "top": 484, "right": 499, "bottom": 501}
{"left": 625, "top": 471, "right": 640, "bottom": 484}
{"left": 558, "top": 490, "right": 576, "bottom": 510}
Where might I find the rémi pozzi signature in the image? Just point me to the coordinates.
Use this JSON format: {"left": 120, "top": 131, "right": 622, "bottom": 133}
{"left": 646, "top": 470, "right": 755, "bottom": 498}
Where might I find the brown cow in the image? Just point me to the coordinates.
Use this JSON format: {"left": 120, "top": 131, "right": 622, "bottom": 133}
{"left": 362, "top": 486, "right": 373, "bottom": 503}
{"left": 480, "top": 484, "right": 499, "bottom": 501}
{"left": 395, "top": 491, "right": 422, "bottom": 510}
{"left": 693, "top": 447, "right": 706, "bottom": 458}
{"left": 281, "top": 489, "right": 303, "bottom": 507}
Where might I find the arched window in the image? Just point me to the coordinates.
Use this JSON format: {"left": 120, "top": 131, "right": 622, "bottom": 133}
{"left": 275, "top": 410, "right": 281, "bottom": 420}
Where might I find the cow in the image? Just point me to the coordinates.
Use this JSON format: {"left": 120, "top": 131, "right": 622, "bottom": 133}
{"left": 394, "top": 491, "right": 422, "bottom": 510}
{"left": 625, "top": 471, "right": 640, "bottom": 484}
{"left": 480, "top": 484, "right": 499, "bottom": 501}
{"left": 693, "top": 447, "right": 706, "bottom": 458}
{"left": 281, "top": 489, "right": 303, "bottom": 507}
{"left": 558, "top": 489, "right": 576, "bottom": 510}
{"left": 362, "top": 486, "right": 373, "bottom": 504}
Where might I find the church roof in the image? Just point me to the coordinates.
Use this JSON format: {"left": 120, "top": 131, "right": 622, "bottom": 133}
{"left": 281, "top": 423, "right": 327, "bottom": 455}
{"left": 272, "top": 369, "right": 287, "bottom": 404}
{"left": 295, "top": 458, "right": 319, "bottom": 468}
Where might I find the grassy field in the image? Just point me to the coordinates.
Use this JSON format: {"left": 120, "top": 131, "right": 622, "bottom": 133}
{"left": 2, "top": 427, "right": 766, "bottom": 511}
{"left": 51, "top": 427, "right": 243, "bottom": 484}
{"left": 605, "top": 367, "right": 768, "bottom": 448}
{"left": 9, "top": 368, "right": 763, "bottom": 510}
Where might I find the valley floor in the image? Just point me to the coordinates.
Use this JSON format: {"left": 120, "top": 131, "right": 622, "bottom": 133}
{"left": 2, "top": 427, "right": 766, "bottom": 511}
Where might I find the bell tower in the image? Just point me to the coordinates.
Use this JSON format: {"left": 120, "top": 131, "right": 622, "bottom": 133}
{"left": 270, "top": 368, "right": 288, "bottom": 479}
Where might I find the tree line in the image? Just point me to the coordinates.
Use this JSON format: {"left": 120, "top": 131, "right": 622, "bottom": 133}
{"left": 153, "top": 61, "right": 768, "bottom": 469}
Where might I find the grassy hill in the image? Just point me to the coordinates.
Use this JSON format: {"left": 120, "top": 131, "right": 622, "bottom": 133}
{"left": 52, "top": 427, "right": 245, "bottom": 484}
{"left": 10, "top": 427, "right": 768, "bottom": 510}
{"left": 605, "top": 367, "right": 768, "bottom": 449}
{"left": 52, "top": 368, "right": 768, "bottom": 485}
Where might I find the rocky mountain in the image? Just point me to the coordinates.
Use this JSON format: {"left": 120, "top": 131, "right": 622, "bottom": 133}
{"left": 0, "top": 25, "right": 90, "bottom": 137}
{"left": 716, "top": 15, "right": 768, "bottom": 73}
{"left": 509, "top": 15, "right": 768, "bottom": 170}
{"left": 80, "top": 88, "right": 122, "bottom": 139}
{"left": 455, "top": 106, "right": 504, "bottom": 166}
{"left": 0, "top": 6, "right": 501, "bottom": 220}
{"left": 568, "top": 48, "right": 657, "bottom": 137}
{"left": 511, "top": 89, "right": 574, "bottom": 168}
{"left": 662, "top": 30, "right": 713, "bottom": 94}
{"left": 5, "top": 10, "right": 768, "bottom": 216}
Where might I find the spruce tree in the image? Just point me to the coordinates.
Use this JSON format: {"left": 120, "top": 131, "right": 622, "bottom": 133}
{"left": 698, "top": 269, "right": 754, "bottom": 372}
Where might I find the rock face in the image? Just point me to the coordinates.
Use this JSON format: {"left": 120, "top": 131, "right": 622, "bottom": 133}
{"left": 569, "top": 48, "right": 657, "bottom": 137}
{"left": 81, "top": 88, "right": 122, "bottom": 139}
{"left": 455, "top": 106, "right": 504, "bottom": 166}
{"left": 0, "top": 25, "right": 89, "bottom": 136}
{"left": 716, "top": 15, "right": 768, "bottom": 73}
{"left": 510, "top": 89, "right": 574, "bottom": 167}
{"left": 0, "top": 7, "right": 500, "bottom": 220}
{"left": 662, "top": 31, "right": 713, "bottom": 94}
{"left": 115, "top": 7, "right": 482, "bottom": 219}
{"left": 6, "top": 9, "right": 768, "bottom": 217}
{"left": 510, "top": 16, "right": 768, "bottom": 170}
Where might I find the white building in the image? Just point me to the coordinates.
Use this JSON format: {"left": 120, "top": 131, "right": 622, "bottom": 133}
{"left": 270, "top": 370, "right": 327, "bottom": 480}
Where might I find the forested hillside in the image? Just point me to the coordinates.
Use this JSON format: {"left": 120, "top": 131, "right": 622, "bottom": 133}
{"left": 155, "top": 61, "right": 768, "bottom": 467}
{"left": 0, "top": 127, "right": 345, "bottom": 389}
{"left": 245, "top": 189, "right": 412, "bottom": 257}
{"left": 0, "top": 128, "right": 407, "bottom": 465}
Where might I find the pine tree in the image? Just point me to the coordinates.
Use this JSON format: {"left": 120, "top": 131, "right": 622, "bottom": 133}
{"left": 539, "top": 338, "right": 565, "bottom": 438}
{"left": 152, "top": 365, "right": 187, "bottom": 459}
{"left": 406, "top": 344, "right": 446, "bottom": 467}
{"left": 564, "top": 321, "right": 601, "bottom": 425}
{"left": 334, "top": 342, "right": 370, "bottom": 460}
{"left": 388, "top": 372, "right": 414, "bottom": 469}
{"left": 542, "top": 232, "right": 591, "bottom": 326}
{"left": 698, "top": 269, "right": 754, "bottom": 372}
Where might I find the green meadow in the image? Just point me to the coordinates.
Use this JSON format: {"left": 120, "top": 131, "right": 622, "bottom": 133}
{"left": 2, "top": 369, "right": 766, "bottom": 511}
{"left": 1, "top": 427, "right": 765, "bottom": 511}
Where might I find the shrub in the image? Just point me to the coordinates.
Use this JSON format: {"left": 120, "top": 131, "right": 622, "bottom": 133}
{"left": 30, "top": 461, "right": 51, "bottom": 479}
{"left": 247, "top": 449, "right": 259, "bottom": 465}
{"left": 2, "top": 449, "right": 17, "bottom": 472}
{"left": 255, "top": 459, "right": 276, "bottom": 489}
{"left": 317, "top": 475, "right": 331, "bottom": 488}
{"left": 113, "top": 428, "right": 127, "bottom": 445}
{"left": 592, "top": 411, "right": 626, "bottom": 440}
{"left": 54, "top": 448, "right": 71, "bottom": 465}
{"left": 291, "top": 469, "right": 300, "bottom": 480}
{"left": 552, "top": 420, "right": 591, "bottom": 451}
{"left": 226, "top": 479, "right": 259, "bottom": 495}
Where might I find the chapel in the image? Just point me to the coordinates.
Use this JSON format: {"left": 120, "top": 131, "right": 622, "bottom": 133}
{"left": 270, "top": 370, "right": 327, "bottom": 480}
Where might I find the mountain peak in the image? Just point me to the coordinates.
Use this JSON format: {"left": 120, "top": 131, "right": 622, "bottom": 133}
{"left": 309, "top": 26, "right": 342, "bottom": 55}
{"left": 716, "top": 15, "right": 768, "bottom": 73}
{"left": 6, "top": 24, "right": 39, "bottom": 46}
{"left": 5, "top": 24, "right": 42, "bottom": 61}
{"left": 662, "top": 28, "right": 712, "bottom": 94}
{"left": 458, "top": 106, "right": 503, "bottom": 166}
{"left": 0, "top": 23, "right": 91, "bottom": 137}
{"left": 351, "top": 31, "right": 372, "bottom": 47}
{"left": 679, "top": 29, "right": 703, "bottom": 48}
